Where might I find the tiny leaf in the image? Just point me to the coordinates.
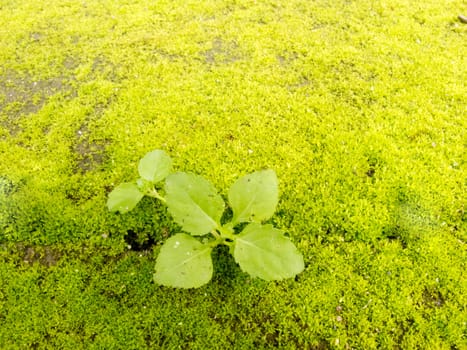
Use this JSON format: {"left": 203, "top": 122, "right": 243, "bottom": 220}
{"left": 138, "top": 150, "right": 172, "bottom": 183}
{"left": 234, "top": 223, "right": 304, "bottom": 281}
{"left": 107, "top": 182, "right": 144, "bottom": 213}
{"left": 228, "top": 170, "right": 278, "bottom": 225}
{"left": 165, "top": 172, "right": 224, "bottom": 235}
{"left": 154, "top": 233, "right": 213, "bottom": 288}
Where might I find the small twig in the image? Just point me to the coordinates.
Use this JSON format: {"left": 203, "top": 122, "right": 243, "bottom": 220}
{"left": 459, "top": 14, "right": 467, "bottom": 24}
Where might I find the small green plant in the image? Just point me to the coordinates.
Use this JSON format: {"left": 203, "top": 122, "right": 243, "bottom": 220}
{"left": 107, "top": 150, "right": 304, "bottom": 288}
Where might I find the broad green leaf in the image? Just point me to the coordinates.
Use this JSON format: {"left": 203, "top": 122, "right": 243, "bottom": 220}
{"left": 228, "top": 170, "right": 278, "bottom": 225}
{"left": 234, "top": 223, "right": 304, "bottom": 281}
{"left": 154, "top": 233, "right": 213, "bottom": 288}
{"left": 107, "top": 182, "right": 144, "bottom": 213}
{"left": 138, "top": 150, "right": 172, "bottom": 183}
{"left": 165, "top": 172, "right": 224, "bottom": 235}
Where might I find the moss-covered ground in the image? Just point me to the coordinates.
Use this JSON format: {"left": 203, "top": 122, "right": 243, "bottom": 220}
{"left": 0, "top": 0, "right": 466, "bottom": 348}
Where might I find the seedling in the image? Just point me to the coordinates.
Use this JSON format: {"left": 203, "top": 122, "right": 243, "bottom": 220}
{"left": 107, "top": 150, "right": 304, "bottom": 288}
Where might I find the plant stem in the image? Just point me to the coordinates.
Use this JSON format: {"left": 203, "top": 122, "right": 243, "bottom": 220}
{"left": 220, "top": 239, "right": 233, "bottom": 247}
{"left": 210, "top": 229, "right": 221, "bottom": 239}
{"left": 147, "top": 188, "right": 166, "bottom": 203}
{"left": 218, "top": 225, "right": 235, "bottom": 240}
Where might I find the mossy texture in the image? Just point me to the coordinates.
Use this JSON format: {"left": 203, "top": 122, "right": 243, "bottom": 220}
{"left": 0, "top": 0, "right": 466, "bottom": 348}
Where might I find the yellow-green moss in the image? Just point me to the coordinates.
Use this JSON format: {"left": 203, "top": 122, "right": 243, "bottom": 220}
{"left": 0, "top": 0, "right": 466, "bottom": 348}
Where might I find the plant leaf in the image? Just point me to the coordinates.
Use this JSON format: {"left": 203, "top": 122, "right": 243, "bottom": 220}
{"left": 154, "top": 233, "right": 213, "bottom": 288}
{"left": 138, "top": 150, "right": 172, "bottom": 183}
{"left": 164, "top": 172, "right": 224, "bottom": 235}
{"left": 233, "top": 223, "right": 304, "bottom": 281}
{"left": 107, "top": 182, "right": 144, "bottom": 213}
{"left": 228, "top": 170, "right": 278, "bottom": 225}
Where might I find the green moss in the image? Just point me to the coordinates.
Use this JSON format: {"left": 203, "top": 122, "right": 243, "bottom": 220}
{"left": 1, "top": 0, "right": 466, "bottom": 348}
